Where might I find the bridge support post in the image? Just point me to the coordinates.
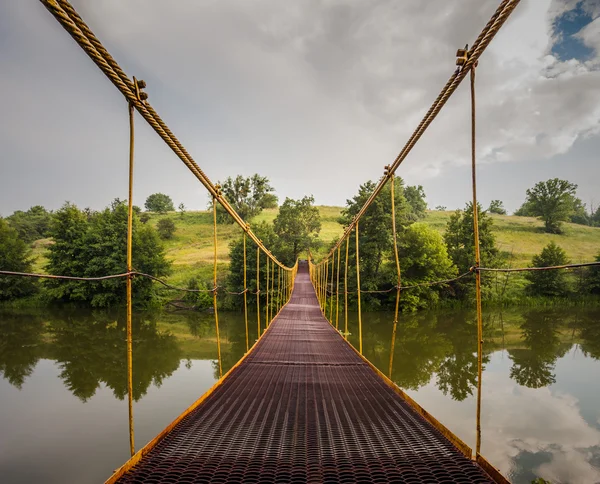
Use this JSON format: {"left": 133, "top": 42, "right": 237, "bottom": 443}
{"left": 126, "top": 100, "right": 135, "bottom": 457}
{"left": 355, "top": 222, "right": 363, "bottom": 354}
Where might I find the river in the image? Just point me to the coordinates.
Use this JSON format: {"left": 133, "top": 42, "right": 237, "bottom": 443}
{"left": 0, "top": 306, "right": 599, "bottom": 483}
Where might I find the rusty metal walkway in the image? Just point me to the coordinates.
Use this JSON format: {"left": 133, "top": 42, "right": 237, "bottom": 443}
{"left": 108, "top": 262, "right": 503, "bottom": 483}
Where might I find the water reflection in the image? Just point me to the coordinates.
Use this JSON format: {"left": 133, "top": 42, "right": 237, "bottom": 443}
{"left": 0, "top": 306, "right": 599, "bottom": 483}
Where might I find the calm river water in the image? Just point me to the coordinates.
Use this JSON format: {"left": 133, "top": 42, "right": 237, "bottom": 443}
{"left": 1, "top": 306, "right": 599, "bottom": 483}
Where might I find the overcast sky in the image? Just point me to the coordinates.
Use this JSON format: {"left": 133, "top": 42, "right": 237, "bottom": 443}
{"left": 1, "top": 0, "right": 599, "bottom": 216}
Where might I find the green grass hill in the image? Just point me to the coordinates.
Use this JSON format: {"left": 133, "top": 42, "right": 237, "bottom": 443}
{"left": 30, "top": 207, "right": 599, "bottom": 293}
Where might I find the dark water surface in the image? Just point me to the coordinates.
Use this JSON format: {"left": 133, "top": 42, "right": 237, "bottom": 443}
{"left": 0, "top": 306, "right": 599, "bottom": 483}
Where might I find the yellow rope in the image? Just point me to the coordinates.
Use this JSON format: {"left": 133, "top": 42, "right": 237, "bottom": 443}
{"left": 243, "top": 233, "right": 248, "bottom": 353}
{"left": 471, "top": 64, "right": 484, "bottom": 456}
{"left": 126, "top": 101, "right": 135, "bottom": 457}
{"left": 270, "top": 259, "right": 275, "bottom": 323}
{"left": 256, "top": 247, "right": 261, "bottom": 338}
{"left": 335, "top": 245, "right": 341, "bottom": 330}
{"left": 213, "top": 198, "right": 222, "bottom": 379}
{"left": 344, "top": 236, "right": 349, "bottom": 339}
{"left": 329, "top": 251, "right": 335, "bottom": 323}
{"left": 265, "top": 257, "right": 270, "bottom": 327}
{"left": 356, "top": 223, "right": 363, "bottom": 354}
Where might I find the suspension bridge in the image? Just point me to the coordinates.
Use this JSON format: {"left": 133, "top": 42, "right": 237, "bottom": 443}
{"left": 6, "top": 0, "right": 598, "bottom": 482}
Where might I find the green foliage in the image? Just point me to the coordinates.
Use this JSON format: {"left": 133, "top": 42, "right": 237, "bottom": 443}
{"left": 525, "top": 242, "right": 570, "bottom": 297}
{"left": 396, "top": 223, "right": 457, "bottom": 311}
{"left": 444, "top": 202, "right": 499, "bottom": 299}
{"left": 569, "top": 197, "right": 590, "bottom": 225}
{"left": 274, "top": 196, "right": 321, "bottom": 262}
{"left": 591, "top": 206, "right": 600, "bottom": 227}
{"left": 404, "top": 185, "right": 427, "bottom": 220}
{"left": 434, "top": 205, "right": 446, "bottom": 211}
{"left": 340, "top": 180, "right": 411, "bottom": 288}
{"left": 6, "top": 205, "right": 52, "bottom": 243}
{"left": 228, "top": 222, "right": 283, "bottom": 307}
{"left": 178, "top": 203, "right": 186, "bottom": 217}
{"left": 488, "top": 199, "right": 507, "bottom": 215}
{"left": 0, "top": 219, "right": 37, "bottom": 300}
{"left": 182, "top": 277, "right": 213, "bottom": 309}
{"left": 216, "top": 174, "right": 277, "bottom": 223}
{"left": 585, "top": 252, "right": 600, "bottom": 295}
{"left": 523, "top": 178, "right": 578, "bottom": 233}
{"left": 157, "top": 218, "right": 176, "bottom": 239}
{"left": 144, "top": 193, "right": 175, "bottom": 213}
{"left": 45, "top": 201, "right": 171, "bottom": 307}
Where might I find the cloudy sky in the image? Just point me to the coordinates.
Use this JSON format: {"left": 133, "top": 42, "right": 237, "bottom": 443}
{"left": 1, "top": 0, "right": 599, "bottom": 216}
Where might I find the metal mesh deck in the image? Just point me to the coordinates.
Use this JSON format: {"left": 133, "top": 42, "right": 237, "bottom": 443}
{"left": 115, "top": 262, "right": 495, "bottom": 483}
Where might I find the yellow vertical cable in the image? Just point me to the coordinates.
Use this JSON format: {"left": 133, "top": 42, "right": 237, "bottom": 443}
{"left": 243, "top": 233, "right": 248, "bottom": 353}
{"left": 471, "top": 64, "right": 484, "bottom": 456}
{"left": 276, "top": 265, "right": 281, "bottom": 314}
{"left": 329, "top": 251, "right": 335, "bottom": 323}
{"left": 356, "top": 222, "right": 363, "bottom": 354}
{"left": 390, "top": 174, "right": 402, "bottom": 378}
{"left": 270, "top": 259, "right": 275, "bottom": 322}
{"left": 265, "top": 257, "right": 269, "bottom": 327}
{"left": 126, "top": 102, "right": 135, "bottom": 457}
{"left": 256, "top": 247, "right": 261, "bottom": 338}
{"left": 335, "top": 245, "right": 341, "bottom": 330}
{"left": 324, "top": 259, "right": 329, "bottom": 316}
{"left": 344, "top": 236, "right": 349, "bottom": 339}
{"left": 213, "top": 197, "right": 222, "bottom": 379}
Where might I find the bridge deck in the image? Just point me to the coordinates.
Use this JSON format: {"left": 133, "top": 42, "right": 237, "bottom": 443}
{"left": 110, "top": 262, "right": 498, "bottom": 483}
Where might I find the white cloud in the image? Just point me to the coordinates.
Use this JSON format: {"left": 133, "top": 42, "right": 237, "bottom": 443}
{"left": 1, "top": 0, "right": 599, "bottom": 213}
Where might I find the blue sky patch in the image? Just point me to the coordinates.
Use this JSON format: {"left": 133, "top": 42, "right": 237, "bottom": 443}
{"left": 551, "top": 2, "right": 595, "bottom": 61}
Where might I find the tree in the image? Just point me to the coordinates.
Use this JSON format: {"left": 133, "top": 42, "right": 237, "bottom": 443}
{"left": 525, "top": 242, "right": 570, "bottom": 297}
{"left": 404, "top": 185, "right": 427, "bottom": 220}
{"left": 435, "top": 206, "right": 447, "bottom": 211}
{"left": 444, "top": 202, "right": 499, "bottom": 271}
{"left": 273, "top": 196, "right": 321, "bottom": 262}
{"left": 157, "top": 218, "right": 176, "bottom": 239}
{"left": 145, "top": 193, "right": 174, "bottom": 213}
{"left": 488, "top": 200, "right": 506, "bottom": 215}
{"left": 45, "top": 201, "right": 171, "bottom": 307}
{"left": 522, "top": 178, "right": 578, "bottom": 233}
{"left": 178, "top": 203, "right": 186, "bottom": 217}
{"left": 569, "top": 197, "right": 590, "bottom": 225}
{"left": 396, "top": 223, "right": 457, "bottom": 311}
{"left": 340, "top": 180, "right": 412, "bottom": 288}
{"left": 216, "top": 174, "right": 278, "bottom": 223}
{"left": 584, "top": 252, "right": 600, "bottom": 295}
{"left": 6, "top": 205, "right": 52, "bottom": 243}
{"left": 591, "top": 205, "right": 600, "bottom": 227}
{"left": 0, "top": 219, "right": 37, "bottom": 300}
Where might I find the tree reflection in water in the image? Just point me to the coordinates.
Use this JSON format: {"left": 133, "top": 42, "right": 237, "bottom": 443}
{"left": 0, "top": 311, "right": 45, "bottom": 389}
{"left": 508, "top": 310, "right": 569, "bottom": 389}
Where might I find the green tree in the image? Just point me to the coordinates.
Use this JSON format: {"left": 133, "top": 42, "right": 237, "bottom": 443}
{"left": 144, "top": 193, "right": 174, "bottom": 213}
{"left": 178, "top": 203, "right": 186, "bottom": 217}
{"left": 569, "top": 197, "right": 590, "bottom": 225}
{"left": 228, "top": 222, "right": 282, "bottom": 306}
{"left": 522, "top": 178, "right": 578, "bottom": 233}
{"left": 340, "top": 180, "right": 411, "bottom": 288}
{"left": 591, "top": 205, "right": 600, "bottom": 227}
{"left": 6, "top": 205, "right": 52, "bottom": 243}
{"left": 584, "top": 252, "right": 600, "bottom": 295}
{"left": 216, "top": 174, "right": 277, "bottom": 223}
{"left": 404, "top": 185, "right": 427, "bottom": 220}
{"left": 488, "top": 200, "right": 507, "bottom": 215}
{"left": 0, "top": 218, "right": 38, "bottom": 300}
{"left": 525, "top": 242, "right": 570, "bottom": 297}
{"left": 45, "top": 201, "right": 171, "bottom": 307}
{"left": 157, "top": 218, "right": 176, "bottom": 239}
{"left": 273, "top": 196, "right": 321, "bottom": 262}
{"left": 396, "top": 223, "right": 457, "bottom": 311}
{"left": 444, "top": 202, "right": 499, "bottom": 297}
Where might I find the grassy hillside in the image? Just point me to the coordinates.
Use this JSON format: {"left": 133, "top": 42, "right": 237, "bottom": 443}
{"left": 30, "top": 207, "right": 599, "bottom": 290}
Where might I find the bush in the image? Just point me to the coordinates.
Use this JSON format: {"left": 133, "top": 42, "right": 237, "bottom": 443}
{"left": 525, "top": 242, "right": 570, "bottom": 297}
{"left": 145, "top": 193, "right": 174, "bottom": 213}
{"left": 0, "top": 219, "right": 37, "bottom": 300}
{"left": 157, "top": 219, "right": 176, "bottom": 239}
